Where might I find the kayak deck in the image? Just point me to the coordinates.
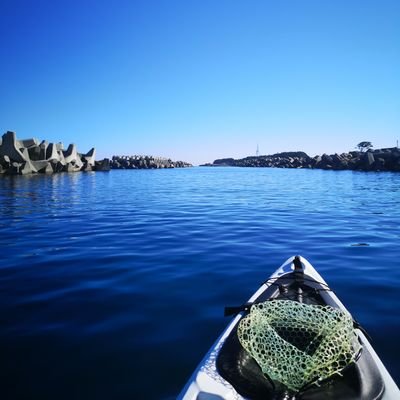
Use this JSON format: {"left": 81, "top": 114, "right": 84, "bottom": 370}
{"left": 178, "top": 256, "right": 400, "bottom": 400}
{"left": 217, "top": 271, "right": 384, "bottom": 399}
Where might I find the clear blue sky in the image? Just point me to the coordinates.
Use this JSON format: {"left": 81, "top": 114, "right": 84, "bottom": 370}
{"left": 0, "top": 0, "right": 399, "bottom": 164}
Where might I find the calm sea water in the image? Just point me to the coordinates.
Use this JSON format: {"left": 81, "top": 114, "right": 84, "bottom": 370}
{"left": 0, "top": 167, "right": 399, "bottom": 399}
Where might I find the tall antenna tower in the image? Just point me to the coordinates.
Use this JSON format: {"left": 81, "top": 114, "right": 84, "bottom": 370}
{"left": 256, "top": 144, "right": 259, "bottom": 157}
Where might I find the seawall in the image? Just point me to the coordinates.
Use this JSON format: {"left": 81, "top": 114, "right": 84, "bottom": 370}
{"left": 202, "top": 149, "right": 400, "bottom": 172}
{"left": 110, "top": 155, "right": 192, "bottom": 169}
{"left": 0, "top": 131, "right": 110, "bottom": 175}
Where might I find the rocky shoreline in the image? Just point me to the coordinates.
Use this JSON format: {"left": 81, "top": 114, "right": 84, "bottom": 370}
{"left": 202, "top": 148, "right": 400, "bottom": 172}
{"left": 110, "top": 155, "right": 192, "bottom": 169}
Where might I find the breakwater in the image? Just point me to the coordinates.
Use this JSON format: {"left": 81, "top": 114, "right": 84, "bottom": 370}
{"left": 0, "top": 131, "right": 110, "bottom": 175}
{"left": 111, "top": 155, "right": 192, "bottom": 169}
{"left": 203, "top": 149, "right": 400, "bottom": 172}
{"left": 0, "top": 131, "right": 191, "bottom": 174}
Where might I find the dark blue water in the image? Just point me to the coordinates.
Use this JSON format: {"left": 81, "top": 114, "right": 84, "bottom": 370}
{"left": 0, "top": 167, "right": 399, "bottom": 399}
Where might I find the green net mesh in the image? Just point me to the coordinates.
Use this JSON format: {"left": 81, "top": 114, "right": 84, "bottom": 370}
{"left": 237, "top": 300, "right": 361, "bottom": 392}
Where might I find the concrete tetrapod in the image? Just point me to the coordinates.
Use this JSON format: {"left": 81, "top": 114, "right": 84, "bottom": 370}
{"left": 63, "top": 144, "right": 78, "bottom": 164}
{"left": 0, "top": 130, "right": 110, "bottom": 175}
{"left": 0, "top": 131, "right": 26, "bottom": 163}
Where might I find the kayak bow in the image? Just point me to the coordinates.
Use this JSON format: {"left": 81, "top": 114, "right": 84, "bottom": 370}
{"left": 178, "top": 256, "right": 399, "bottom": 400}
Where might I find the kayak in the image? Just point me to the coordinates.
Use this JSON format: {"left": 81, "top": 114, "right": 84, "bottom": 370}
{"left": 178, "top": 255, "right": 399, "bottom": 400}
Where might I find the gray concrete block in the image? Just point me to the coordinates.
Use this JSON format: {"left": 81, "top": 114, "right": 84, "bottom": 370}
{"left": 94, "top": 159, "right": 110, "bottom": 171}
{"left": 367, "top": 152, "right": 375, "bottom": 166}
{"left": 82, "top": 162, "right": 92, "bottom": 171}
{"left": 28, "top": 146, "right": 41, "bottom": 161}
{"left": 20, "top": 148, "right": 38, "bottom": 173}
{"left": 63, "top": 162, "right": 81, "bottom": 172}
{"left": 51, "top": 160, "right": 64, "bottom": 173}
{"left": 20, "top": 138, "right": 40, "bottom": 148}
{"left": 39, "top": 140, "right": 49, "bottom": 160}
{"left": 19, "top": 162, "right": 34, "bottom": 175}
{"left": 63, "top": 144, "right": 78, "bottom": 164}
{"left": 83, "top": 148, "right": 96, "bottom": 166}
{"left": 40, "top": 163, "right": 54, "bottom": 174}
{"left": 31, "top": 160, "right": 50, "bottom": 172}
{"left": 57, "top": 150, "right": 66, "bottom": 166}
{"left": 45, "top": 143, "right": 60, "bottom": 161}
{"left": 73, "top": 157, "right": 84, "bottom": 170}
{"left": 56, "top": 142, "right": 63, "bottom": 151}
{"left": 0, "top": 131, "right": 27, "bottom": 163}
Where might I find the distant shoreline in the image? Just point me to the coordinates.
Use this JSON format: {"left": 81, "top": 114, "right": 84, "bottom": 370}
{"left": 200, "top": 149, "right": 400, "bottom": 172}
{"left": 110, "top": 155, "right": 192, "bottom": 169}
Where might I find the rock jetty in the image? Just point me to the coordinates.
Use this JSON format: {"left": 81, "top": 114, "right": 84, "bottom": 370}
{"left": 0, "top": 131, "right": 110, "bottom": 175}
{"left": 110, "top": 155, "right": 192, "bottom": 169}
{"left": 203, "top": 149, "right": 400, "bottom": 172}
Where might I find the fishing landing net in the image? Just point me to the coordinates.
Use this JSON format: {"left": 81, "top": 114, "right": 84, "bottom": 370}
{"left": 237, "top": 300, "right": 361, "bottom": 392}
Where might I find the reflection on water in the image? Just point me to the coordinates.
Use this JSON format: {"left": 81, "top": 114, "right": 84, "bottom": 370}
{"left": 0, "top": 168, "right": 399, "bottom": 399}
{"left": 0, "top": 173, "right": 85, "bottom": 219}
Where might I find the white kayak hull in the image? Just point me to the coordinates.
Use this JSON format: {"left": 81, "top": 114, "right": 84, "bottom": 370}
{"left": 178, "top": 256, "right": 399, "bottom": 400}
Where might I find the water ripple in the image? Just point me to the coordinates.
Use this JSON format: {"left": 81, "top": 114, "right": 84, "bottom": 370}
{"left": 0, "top": 168, "right": 399, "bottom": 399}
